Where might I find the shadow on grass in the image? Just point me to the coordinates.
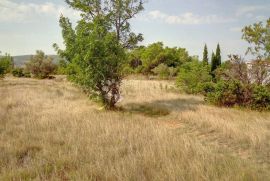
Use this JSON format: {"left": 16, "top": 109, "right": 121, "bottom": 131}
{"left": 123, "top": 98, "right": 204, "bottom": 117}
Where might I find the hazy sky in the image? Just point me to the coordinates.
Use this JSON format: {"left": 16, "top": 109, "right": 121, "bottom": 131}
{"left": 0, "top": 0, "right": 269, "bottom": 60}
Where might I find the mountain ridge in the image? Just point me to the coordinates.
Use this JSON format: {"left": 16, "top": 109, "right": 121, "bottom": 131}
{"left": 12, "top": 55, "right": 59, "bottom": 67}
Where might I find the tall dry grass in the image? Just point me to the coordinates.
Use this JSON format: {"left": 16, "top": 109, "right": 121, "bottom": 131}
{"left": 0, "top": 76, "right": 269, "bottom": 180}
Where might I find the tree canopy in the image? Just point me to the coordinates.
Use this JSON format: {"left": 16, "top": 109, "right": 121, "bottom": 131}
{"left": 55, "top": 0, "right": 145, "bottom": 108}
{"left": 242, "top": 18, "right": 270, "bottom": 59}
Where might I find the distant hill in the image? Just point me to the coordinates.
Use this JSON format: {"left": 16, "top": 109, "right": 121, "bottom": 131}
{"left": 13, "top": 55, "right": 59, "bottom": 67}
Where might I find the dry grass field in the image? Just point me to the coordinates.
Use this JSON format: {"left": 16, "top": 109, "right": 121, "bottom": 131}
{"left": 0, "top": 76, "right": 270, "bottom": 180}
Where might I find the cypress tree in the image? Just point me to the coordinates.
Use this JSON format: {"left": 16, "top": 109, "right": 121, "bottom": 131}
{"left": 216, "top": 43, "right": 221, "bottom": 66}
{"left": 203, "top": 44, "right": 208, "bottom": 65}
{"left": 211, "top": 52, "right": 217, "bottom": 72}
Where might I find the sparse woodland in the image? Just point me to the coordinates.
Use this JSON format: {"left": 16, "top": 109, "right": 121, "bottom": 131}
{"left": 0, "top": 0, "right": 270, "bottom": 180}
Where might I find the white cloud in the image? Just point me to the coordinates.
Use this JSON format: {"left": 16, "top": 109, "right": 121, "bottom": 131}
{"left": 146, "top": 10, "right": 235, "bottom": 25}
{"left": 255, "top": 15, "right": 267, "bottom": 21}
{"left": 0, "top": 0, "right": 80, "bottom": 23}
{"left": 236, "top": 5, "right": 270, "bottom": 17}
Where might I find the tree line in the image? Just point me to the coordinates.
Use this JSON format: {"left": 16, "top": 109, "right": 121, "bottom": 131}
{"left": 1, "top": 0, "right": 269, "bottom": 110}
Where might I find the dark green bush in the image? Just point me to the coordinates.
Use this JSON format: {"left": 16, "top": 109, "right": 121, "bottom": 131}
{"left": 251, "top": 85, "right": 270, "bottom": 111}
{"left": 205, "top": 80, "right": 269, "bottom": 111}
{"left": 12, "top": 68, "right": 25, "bottom": 77}
{"left": 0, "top": 54, "right": 14, "bottom": 73}
{"left": 176, "top": 60, "right": 212, "bottom": 94}
{"left": 205, "top": 80, "right": 251, "bottom": 107}
{"left": 0, "top": 64, "right": 4, "bottom": 77}
{"left": 0, "top": 54, "right": 14, "bottom": 77}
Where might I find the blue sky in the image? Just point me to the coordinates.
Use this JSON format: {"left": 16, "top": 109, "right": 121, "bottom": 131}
{"left": 0, "top": 0, "right": 269, "bottom": 60}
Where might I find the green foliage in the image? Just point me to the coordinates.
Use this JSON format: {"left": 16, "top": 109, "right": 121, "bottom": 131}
{"left": 11, "top": 68, "right": 31, "bottom": 78}
{"left": 211, "top": 44, "right": 222, "bottom": 73}
{"left": 251, "top": 85, "right": 270, "bottom": 111}
{"left": 126, "top": 42, "right": 190, "bottom": 75}
{"left": 55, "top": 0, "right": 144, "bottom": 109}
{"left": 205, "top": 80, "right": 251, "bottom": 107}
{"left": 12, "top": 68, "right": 24, "bottom": 77}
{"left": 0, "top": 54, "right": 14, "bottom": 76}
{"left": 152, "top": 63, "right": 177, "bottom": 79}
{"left": 57, "top": 59, "right": 68, "bottom": 75}
{"left": 242, "top": 18, "right": 270, "bottom": 59}
{"left": 203, "top": 44, "right": 209, "bottom": 65}
{"left": 0, "top": 64, "right": 4, "bottom": 77}
{"left": 205, "top": 80, "right": 270, "bottom": 111}
{"left": 210, "top": 52, "right": 216, "bottom": 72}
{"left": 25, "top": 50, "right": 56, "bottom": 79}
{"left": 65, "top": 0, "right": 144, "bottom": 49}
{"left": 67, "top": 18, "right": 126, "bottom": 107}
{"left": 205, "top": 54, "right": 270, "bottom": 111}
{"left": 176, "top": 60, "right": 212, "bottom": 94}
{"left": 216, "top": 44, "right": 221, "bottom": 66}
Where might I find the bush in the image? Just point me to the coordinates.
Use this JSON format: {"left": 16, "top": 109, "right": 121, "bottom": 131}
{"left": 0, "top": 64, "right": 4, "bottom": 77}
{"left": 12, "top": 68, "right": 25, "bottom": 77}
{"left": 176, "top": 60, "right": 212, "bottom": 94}
{"left": 152, "top": 63, "right": 177, "bottom": 79}
{"left": 25, "top": 50, "right": 56, "bottom": 79}
{"left": 0, "top": 53, "right": 14, "bottom": 77}
{"left": 205, "top": 80, "right": 270, "bottom": 111}
{"left": 205, "top": 80, "right": 252, "bottom": 107}
{"left": 11, "top": 68, "right": 31, "bottom": 78}
{"left": 251, "top": 85, "right": 270, "bottom": 111}
{"left": 122, "top": 66, "right": 135, "bottom": 76}
{"left": 0, "top": 54, "right": 14, "bottom": 73}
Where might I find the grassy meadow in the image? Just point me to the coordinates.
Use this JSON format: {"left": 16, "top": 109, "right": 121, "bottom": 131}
{"left": 0, "top": 75, "right": 270, "bottom": 180}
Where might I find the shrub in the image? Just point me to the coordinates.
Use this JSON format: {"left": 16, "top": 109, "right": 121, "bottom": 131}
{"left": 176, "top": 60, "right": 212, "bottom": 94}
{"left": 11, "top": 68, "right": 30, "bottom": 78}
{"left": 152, "top": 64, "right": 178, "bottom": 79}
{"left": 25, "top": 50, "right": 56, "bottom": 79}
{"left": 0, "top": 53, "right": 14, "bottom": 77}
{"left": 122, "top": 66, "right": 135, "bottom": 76}
{"left": 0, "top": 54, "right": 14, "bottom": 73}
{"left": 12, "top": 68, "right": 25, "bottom": 77}
{"left": 0, "top": 64, "right": 4, "bottom": 78}
{"left": 251, "top": 85, "right": 270, "bottom": 111}
{"left": 205, "top": 80, "right": 251, "bottom": 107}
{"left": 205, "top": 80, "right": 270, "bottom": 111}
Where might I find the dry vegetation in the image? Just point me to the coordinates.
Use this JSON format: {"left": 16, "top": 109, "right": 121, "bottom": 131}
{"left": 0, "top": 76, "right": 270, "bottom": 180}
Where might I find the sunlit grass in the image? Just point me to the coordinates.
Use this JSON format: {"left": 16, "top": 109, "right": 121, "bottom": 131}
{"left": 0, "top": 76, "right": 269, "bottom": 180}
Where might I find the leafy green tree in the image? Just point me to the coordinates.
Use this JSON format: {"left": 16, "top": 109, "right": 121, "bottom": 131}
{"left": 0, "top": 53, "right": 14, "bottom": 73}
{"left": 242, "top": 18, "right": 270, "bottom": 59}
{"left": 203, "top": 44, "right": 209, "bottom": 65}
{"left": 138, "top": 42, "right": 190, "bottom": 74}
{"left": 140, "top": 42, "right": 164, "bottom": 73}
{"left": 55, "top": 0, "right": 144, "bottom": 109}
{"left": 25, "top": 50, "right": 56, "bottom": 79}
{"left": 177, "top": 60, "right": 212, "bottom": 94}
{"left": 65, "top": 0, "right": 144, "bottom": 49}
{"left": 57, "top": 59, "right": 68, "bottom": 75}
